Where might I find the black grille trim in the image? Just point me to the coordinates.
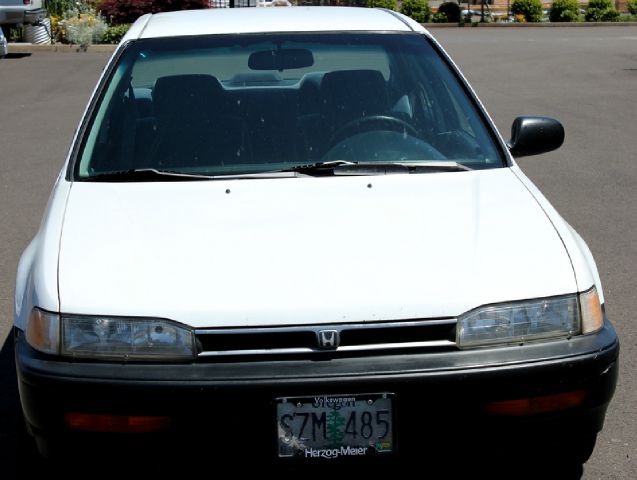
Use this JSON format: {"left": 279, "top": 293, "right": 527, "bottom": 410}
{"left": 195, "top": 319, "right": 457, "bottom": 357}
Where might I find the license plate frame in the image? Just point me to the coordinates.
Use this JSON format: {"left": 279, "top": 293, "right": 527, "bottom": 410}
{"left": 276, "top": 393, "right": 394, "bottom": 459}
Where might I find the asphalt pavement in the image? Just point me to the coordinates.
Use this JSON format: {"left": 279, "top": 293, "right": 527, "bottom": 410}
{"left": 439, "top": 27, "right": 637, "bottom": 480}
{"left": 0, "top": 26, "right": 636, "bottom": 478}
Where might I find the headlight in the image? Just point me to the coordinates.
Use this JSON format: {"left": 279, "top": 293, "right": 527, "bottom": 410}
{"left": 62, "top": 315, "right": 196, "bottom": 360}
{"left": 25, "top": 310, "right": 196, "bottom": 361}
{"left": 457, "top": 294, "right": 580, "bottom": 349}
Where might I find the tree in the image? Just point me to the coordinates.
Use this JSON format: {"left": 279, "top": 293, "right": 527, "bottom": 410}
{"left": 99, "top": 0, "right": 210, "bottom": 26}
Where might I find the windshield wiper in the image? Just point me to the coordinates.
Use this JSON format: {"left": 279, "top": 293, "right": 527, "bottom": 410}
{"left": 81, "top": 168, "right": 217, "bottom": 182}
{"left": 81, "top": 161, "right": 471, "bottom": 182}
{"left": 280, "top": 160, "right": 472, "bottom": 176}
{"left": 82, "top": 168, "right": 305, "bottom": 182}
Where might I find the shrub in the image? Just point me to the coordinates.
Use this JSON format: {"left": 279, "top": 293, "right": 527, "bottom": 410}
{"left": 585, "top": 0, "right": 620, "bottom": 21}
{"left": 511, "top": 0, "right": 543, "bottom": 22}
{"left": 45, "top": 0, "right": 79, "bottom": 17}
{"left": 50, "top": 15, "right": 63, "bottom": 42}
{"left": 601, "top": 8, "right": 621, "bottom": 20}
{"left": 59, "top": 7, "right": 107, "bottom": 46}
{"left": 367, "top": 0, "right": 398, "bottom": 10}
{"left": 628, "top": 0, "right": 637, "bottom": 15}
{"left": 437, "top": 1, "right": 461, "bottom": 22}
{"left": 550, "top": 0, "right": 580, "bottom": 21}
{"left": 98, "top": 0, "right": 210, "bottom": 26}
{"left": 400, "top": 0, "right": 431, "bottom": 22}
{"left": 432, "top": 11, "right": 448, "bottom": 22}
{"left": 102, "top": 24, "right": 131, "bottom": 44}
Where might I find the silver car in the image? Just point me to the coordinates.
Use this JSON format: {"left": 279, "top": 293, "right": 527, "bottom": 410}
{"left": 0, "top": 25, "right": 8, "bottom": 58}
{"left": 0, "top": 0, "right": 46, "bottom": 27}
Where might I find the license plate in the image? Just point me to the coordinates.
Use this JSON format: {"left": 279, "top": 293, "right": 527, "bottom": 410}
{"left": 276, "top": 393, "right": 394, "bottom": 459}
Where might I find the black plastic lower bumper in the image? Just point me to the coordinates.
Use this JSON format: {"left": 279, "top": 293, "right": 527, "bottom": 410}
{"left": 15, "top": 320, "right": 619, "bottom": 462}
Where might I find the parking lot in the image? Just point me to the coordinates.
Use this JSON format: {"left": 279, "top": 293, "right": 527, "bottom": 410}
{"left": 0, "top": 26, "right": 636, "bottom": 478}
{"left": 435, "top": 27, "right": 636, "bottom": 479}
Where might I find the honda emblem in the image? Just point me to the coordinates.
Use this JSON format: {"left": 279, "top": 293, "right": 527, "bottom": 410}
{"left": 316, "top": 330, "right": 340, "bottom": 350}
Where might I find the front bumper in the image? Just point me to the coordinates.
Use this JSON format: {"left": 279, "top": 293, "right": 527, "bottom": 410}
{"left": 15, "top": 320, "right": 619, "bottom": 461}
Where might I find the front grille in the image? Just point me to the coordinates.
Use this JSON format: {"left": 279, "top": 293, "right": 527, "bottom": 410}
{"left": 195, "top": 319, "right": 457, "bottom": 357}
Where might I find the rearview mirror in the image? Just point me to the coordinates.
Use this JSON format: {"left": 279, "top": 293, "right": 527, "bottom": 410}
{"left": 248, "top": 48, "right": 314, "bottom": 71}
{"left": 508, "top": 116, "right": 565, "bottom": 158}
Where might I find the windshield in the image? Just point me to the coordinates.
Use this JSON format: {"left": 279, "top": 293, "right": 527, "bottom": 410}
{"left": 73, "top": 33, "right": 504, "bottom": 179}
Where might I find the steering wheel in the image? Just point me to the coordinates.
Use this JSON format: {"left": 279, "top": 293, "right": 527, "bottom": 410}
{"left": 328, "top": 115, "right": 420, "bottom": 148}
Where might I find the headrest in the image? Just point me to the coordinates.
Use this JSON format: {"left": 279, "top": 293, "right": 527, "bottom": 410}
{"left": 153, "top": 74, "right": 223, "bottom": 116}
{"left": 320, "top": 69, "right": 388, "bottom": 122}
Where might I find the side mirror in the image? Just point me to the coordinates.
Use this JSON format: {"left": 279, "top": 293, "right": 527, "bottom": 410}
{"left": 508, "top": 116, "right": 565, "bottom": 158}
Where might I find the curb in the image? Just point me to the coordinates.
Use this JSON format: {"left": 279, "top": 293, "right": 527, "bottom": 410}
{"left": 6, "top": 21, "right": 637, "bottom": 53}
{"left": 7, "top": 43, "right": 117, "bottom": 53}
{"left": 424, "top": 21, "right": 637, "bottom": 27}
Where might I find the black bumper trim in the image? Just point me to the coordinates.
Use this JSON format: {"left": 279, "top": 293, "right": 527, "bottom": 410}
{"left": 15, "top": 320, "right": 618, "bottom": 386}
{"left": 15, "top": 321, "right": 619, "bottom": 439}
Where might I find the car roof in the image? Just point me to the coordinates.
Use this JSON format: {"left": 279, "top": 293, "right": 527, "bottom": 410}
{"left": 124, "top": 7, "right": 426, "bottom": 41}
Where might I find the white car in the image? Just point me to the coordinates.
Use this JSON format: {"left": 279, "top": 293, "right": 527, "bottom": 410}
{"left": 14, "top": 6, "right": 618, "bottom": 468}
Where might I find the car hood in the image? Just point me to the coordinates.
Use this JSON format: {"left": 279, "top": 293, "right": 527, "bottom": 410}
{"left": 58, "top": 168, "right": 576, "bottom": 328}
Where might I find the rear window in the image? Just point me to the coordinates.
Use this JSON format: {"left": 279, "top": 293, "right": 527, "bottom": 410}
{"left": 74, "top": 33, "right": 504, "bottom": 178}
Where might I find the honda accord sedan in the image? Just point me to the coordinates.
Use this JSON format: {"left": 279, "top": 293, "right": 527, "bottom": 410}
{"left": 14, "top": 6, "right": 618, "bottom": 468}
